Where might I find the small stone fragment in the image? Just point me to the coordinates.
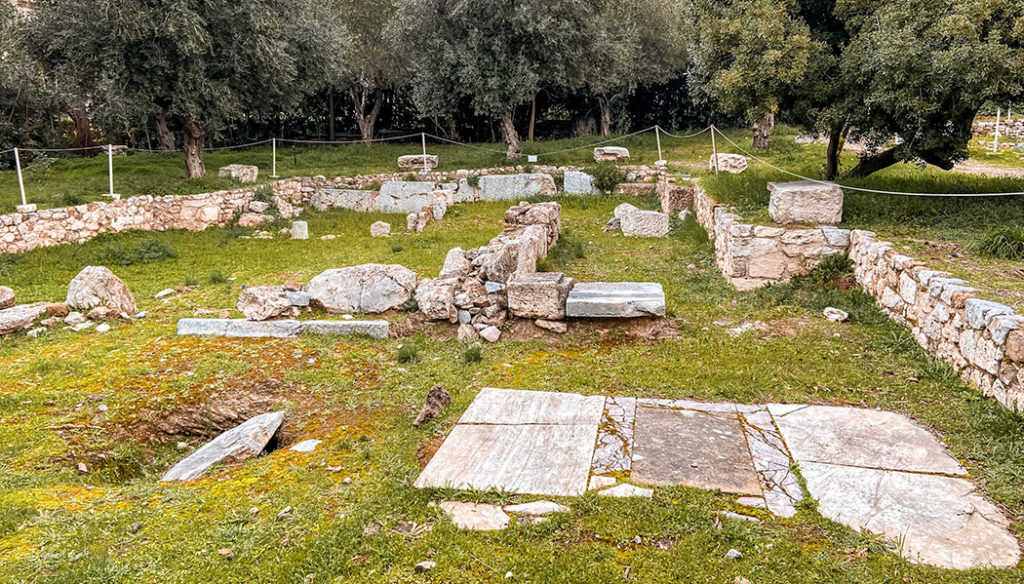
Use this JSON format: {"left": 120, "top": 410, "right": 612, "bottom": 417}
{"left": 504, "top": 501, "right": 569, "bottom": 516}
{"left": 457, "top": 324, "right": 478, "bottom": 342}
{"left": 535, "top": 319, "right": 567, "bottom": 334}
{"left": 823, "top": 307, "right": 850, "bottom": 322}
{"left": 129, "top": 522, "right": 142, "bottom": 534}
{"left": 413, "top": 385, "right": 452, "bottom": 428}
{"left": 289, "top": 439, "right": 322, "bottom": 452}
{"left": 218, "top": 548, "right": 234, "bottom": 560}
{"left": 0, "top": 286, "right": 15, "bottom": 310}
{"left": 439, "top": 501, "right": 510, "bottom": 531}
{"left": 370, "top": 221, "right": 391, "bottom": 237}
{"left": 95, "top": 323, "right": 111, "bottom": 333}
{"left": 479, "top": 326, "right": 501, "bottom": 343}
{"left": 724, "top": 549, "right": 743, "bottom": 560}
{"left": 597, "top": 483, "right": 653, "bottom": 498}
{"left": 362, "top": 523, "right": 381, "bottom": 537}
{"left": 414, "top": 561, "right": 436, "bottom": 573}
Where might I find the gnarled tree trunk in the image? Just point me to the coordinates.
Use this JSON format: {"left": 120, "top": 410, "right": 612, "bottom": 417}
{"left": 597, "top": 96, "right": 613, "bottom": 136}
{"left": 182, "top": 119, "right": 207, "bottom": 178}
{"left": 155, "top": 109, "right": 175, "bottom": 151}
{"left": 752, "top": 112, "right": 775, "bottom": 150}
{"left": 822, "top": 123, "right": 849, "bottom": 180}
{"left": 69, "top": 105, "right": 94, "bottom": 150}
{"left": 351, "top": 87, "right": 382, "bottom": 147}
{"left": 500, "top": 110, "right": 521, "bottom": 159}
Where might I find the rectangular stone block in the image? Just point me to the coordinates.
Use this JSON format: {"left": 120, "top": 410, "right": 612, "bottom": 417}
{"left": 565, "top": 282, "right": 666, "bottom": 318}
{"left": 506, "top": 272, "right": 574, "bottom": 320}
{"left": 310, "top": 189, "right": 376, "bottom": 212}
{"left": 299, "top": 320, "right": 389, "bottom": 339}
{"left": 563, "top": 170, "right": 596, "bottom": 195}
{"left": 621, "top": 210, "right": 670, "bottom": 238}
{"left": 768, "top": 180, "right": 843, "bottom": 225}
{"left": 376, "top": 181, "right": 437, "bottom": 214}
{"left": 478, "top": 173, "right": 556, "bottom": 201}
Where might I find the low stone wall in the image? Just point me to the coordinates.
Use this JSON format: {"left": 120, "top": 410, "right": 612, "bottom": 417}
{"left": 0, "top": 189, "right": 255, "bottom": 254}
{"left": 1, "top": 164, "right": 667, "bottom": 256}
{"left": 693, "top": 186, "right": 850, "bottom": 291}
{"left": 849, "top": 230, "right": 1024, "bottom": 410}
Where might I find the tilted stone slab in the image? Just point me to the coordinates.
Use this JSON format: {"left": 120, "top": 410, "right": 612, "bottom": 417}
{"left": 563, "top": 170, "right": 596, "bottom": 194}
{"left": 769, "top": 405, "right": 966, "bottom": 475}
{"left": 459, "top": 387, "right": 605, "bottom": 426}
{"left": 161, "top": 412, "right": 284, "bottom": 482}
{"left": 397, "top": 154, "right": 438, "bottom": 171}
{"left": 800, "top": 462, "right": 1020, "bottom": 569}
{"left": 566, "top": 282, "right": 666, "bottom": 318}
{"left": 375, "top": 181, "right": 437, "bottom": 214}
{"left": 310, "top": 189, "right": 376, "bottom": 212}
{"left": 478, "top": 173, "right": 556, "bottom": 201}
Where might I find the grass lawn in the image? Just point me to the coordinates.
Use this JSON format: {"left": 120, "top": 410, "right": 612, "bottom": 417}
{"left": 1, "top": 195, "right": 1022, "bottom": 582}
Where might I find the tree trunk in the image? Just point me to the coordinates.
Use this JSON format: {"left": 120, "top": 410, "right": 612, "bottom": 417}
{"left": 846, "top": 146, "right": 899, "bottom": 178}
{"left": 528, "top": 94, "right": 537, "bottom": 142}
{"left": 752, "top": 112, "right": 775, "bottom": 150}
{"left": 352, "top": 87, "right": 382, "bottom": 147}
{"left": 182, "top": 119, "right": 207, "bottom": 178}
{"left": 69, "top": 105, "right": 94, "bottom": 150}
{"left": 328, "top": 87, "right": 335, "bottom": 141}
{"left": 155, "top": 109, "right": 175, "bottom": 151}
{"left": 597, "top": 97, "right": 612, "bottom": 136}
{"left": 823, "top": 124, "right": 849, "bottom": 180}
{"left": 500, "top": 110, "right": 521, "bottom": 159}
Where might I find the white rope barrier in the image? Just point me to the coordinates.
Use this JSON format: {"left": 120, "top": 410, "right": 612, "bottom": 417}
{"left": 528, "top": 126, "right": 658, "bottom": 157}
{"left": 425, "top": 133, "right": 508, "bottom": 155}
{"left": 657, "top": 126, "right": 713, "bottom": 140}
{"left": 278, "top": 133, "right": 423, "bottom": 146}
{"left": 712, "top": 128, "right": 1024, "bottom": 198}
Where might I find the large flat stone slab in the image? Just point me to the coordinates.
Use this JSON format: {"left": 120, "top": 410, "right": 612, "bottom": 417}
{"left": 592, "top": 396, "right": 636, "bottom": 475}
{"left": 769, "top": 405, "right": 966, "bottom": 475}
{"left": 801, "top": 462, "right": 1020, "bottom": 569}
{"left": 459, "top": 387, "right": 604, "bottom": 426}
{"left": 299, "top": 320, "right": 389, "bottom": 339}
{"left": 631, "top": 407, "right": 761, "bottom": 495}
{"left": 375, "top": 181, "right": 437, "bottom": 214}
{"left": 414, "top": 423, "right": 597, "bottom": 496}
{"left": 742, "top": 409, "right": 801, "bottom": 518}
{"left": 177, "top": 319, "right": 388, "bottom": 339}
{"left": 477, "top": 173, "right": 556, "bottom": 201}
{"left": 565, "top": 282, "right": 666, "bottom": 318}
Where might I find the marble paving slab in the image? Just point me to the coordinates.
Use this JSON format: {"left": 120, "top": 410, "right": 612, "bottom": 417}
{"left": 769, "top": 405, "right": 966, "bottom": 475}
{"left": 459, "top": 387, "right": 605, "bottom": 426}
{"left": 414, "top": 423, "right": 598, "bottom": 496}
{"left": 741, "top": 409, "right": 801, "bottom": 517}
{"left": 630, "top": 407, "right": 761, "bottom": 495}
{"left": 592, "top": 396, "right": 636, "bottom": 475}
{"left": 800, "top": 461, "right": 1020, "bottom": 570}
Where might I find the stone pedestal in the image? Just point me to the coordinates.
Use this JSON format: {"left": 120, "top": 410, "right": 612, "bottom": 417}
{"left": 507, "top": 272, "right": 575, "bottom": 320}
{"left": 768, "top": 180, "right": 843, "bottom": 225}
{"left": 594, "top": 147, "right": 630, "bottom": 162}
{"left": 291, "top": 221, "right": 308, "bottom": 239}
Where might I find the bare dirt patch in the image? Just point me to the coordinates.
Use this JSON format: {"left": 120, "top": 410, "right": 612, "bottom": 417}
{"left": 393, "top": 313, "right": 682, "bottom": 345}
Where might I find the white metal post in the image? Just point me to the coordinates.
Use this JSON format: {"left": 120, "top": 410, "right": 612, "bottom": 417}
{"left": 710, "top": 125, "right": 720, "bottom": 175}
{"left": 14, "top": 147, "right": 26, "bottom": 206}
{"left": 993, "top": 108, "right": 1001, "bottom": 153}
{"left": 108, "top": 144, "right": 114, "bottom": 198}
{"left": 655, "top": 125, "right": 664, "bottom": 164}
{"left": 421, "top": 132, "right": 428, "bottom": 174}
{"left": 271, "top": 138, "right": 278, "bottom": 178}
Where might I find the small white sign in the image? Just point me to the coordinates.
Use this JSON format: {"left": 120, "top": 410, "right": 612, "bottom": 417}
{"left": 527, "top": 155, "right": 538, "bottom": 163}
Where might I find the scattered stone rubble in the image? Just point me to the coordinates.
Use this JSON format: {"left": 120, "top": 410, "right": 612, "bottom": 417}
{"left": 709, "top": 153, "right": 748, "bottom": 174}
{"left": 604, "top": 203, "right": 670, "bottom": 237}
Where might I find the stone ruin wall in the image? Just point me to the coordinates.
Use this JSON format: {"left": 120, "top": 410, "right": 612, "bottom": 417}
{"left": 694, "top": 184, "right": 1024, "bottom": 411}
{"left": 0, "top": 165, "right": 668, "bottom": 255}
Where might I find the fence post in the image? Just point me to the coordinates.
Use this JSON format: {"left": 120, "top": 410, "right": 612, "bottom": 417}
{"left": 710, "top": 125, "right": 720, "bottom": 175}
{"left": 14, "top": 147, "right": 26, "bottom": 206}
{"left": 271, "top": 138, "right": 278, "bottom": 178}
{"left": 992, "top": 108, "right": 1001, "bottom": 153}
{"left": 421, "top": 132, "right": 428, "bottom": 174}
{"left": 108, "top": 144, "right": 115, "bottom": 198}
{"left": 655, "top": 125, "right": 664, "bottom": 164}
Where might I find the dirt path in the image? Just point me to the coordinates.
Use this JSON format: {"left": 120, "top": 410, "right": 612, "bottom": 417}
{"left": 951, "top": 159, "right": 1024, "bottom": 179}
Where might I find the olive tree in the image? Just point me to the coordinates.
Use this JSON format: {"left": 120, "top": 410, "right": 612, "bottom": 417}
{"left": 688, "top": 0, "right": 820, "bottom": 149}
{"left": 29, "top": 0, "right": 347, "bottom": 177}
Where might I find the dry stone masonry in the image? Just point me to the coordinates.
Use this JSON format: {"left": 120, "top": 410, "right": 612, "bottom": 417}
{"left": 768, "top": 180, "right": 844, "bottom": 225}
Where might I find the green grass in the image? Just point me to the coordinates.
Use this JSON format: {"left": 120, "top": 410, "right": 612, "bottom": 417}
{"left": 0, "top": 195, "right": 1022, "bottom": 582}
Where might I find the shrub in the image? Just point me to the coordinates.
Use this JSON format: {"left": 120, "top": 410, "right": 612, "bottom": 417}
{"left": 252, "top": 184, "right": 274, "bottom": 204}
{"left": 465, "top": 175, "right": 481, "bottom": 189}
{"left": 209, "top": 270, "right": 226, "bottom": 284}
{"left": 977, "top": 228, "right": 1024, "bottom": 260}
{"left": 397, "top": 342, "right": 419, "bottom": 364}
{"left": 102, "top": 239, "right": 177, "bottom": 266}
{"left": 184, "top": 275, "right": 198, "bottom": 287}
{"left": 462, "top": 344, "right": 483, "bottom": 364}
{"left": 585, "top": 162, "right": 627, "bottom": 194}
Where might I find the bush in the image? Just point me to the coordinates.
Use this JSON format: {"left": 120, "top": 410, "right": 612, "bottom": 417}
{"left": 209, "top": 270, "right": 226, "bottom": 284}
{"left": 397, "top": 342, "right": 419, "bottom": 364}
{"left": 465, "top": 175, "right": 481, "bottom": 189}
{"left": 184, "top": 275, "right": 198, "bottom": 287}
{"left": 462, "top": 344, "right": 483, "bottom": 364}
{"left": 977, "top": 228, "right": 1024, "bottom": 260}
{"left": 102, "top": 239, "right": 177, "bottom": 266}
{"left": 585, "top": 162, "right": 627, "bottom": 194}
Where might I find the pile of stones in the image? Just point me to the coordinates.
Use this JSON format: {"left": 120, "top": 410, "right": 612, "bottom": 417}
{"left": 416, "top": 201, "right": 564, "bottom": 342}
{"left": 604, "top": 203, "right": 670, "bottom": 238}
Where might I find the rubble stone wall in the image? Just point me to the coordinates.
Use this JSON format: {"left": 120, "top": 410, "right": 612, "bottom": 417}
{"left": 693, "top": 185, "right": 850, "bottom": 291}
{"left": 848, "top": 230, "right": 1024, "bottom": 411}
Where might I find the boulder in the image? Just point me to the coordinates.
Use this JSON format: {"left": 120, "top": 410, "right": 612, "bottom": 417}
{"left": 161, "top": 412, "right": 284, "bottom": 482}
{"left": 594, "top": 146, "right": 630, "bottom": 162}
{"left": 273, "top": 195, "right": 302, "bottom": 219}
{"left": 237, "top": 286, "right": 293, "bottom": 321}
{"left": 614, "top": 203, "right": 639, "bottom": 219}
{"left": 709, "top": 153, "right": 748, "bottom": 174}
{"left": 249, "top": 201, "right": 270, "bottom": 213}
{"left": 416, "top": 278, "right": 458, "bottom": 322}
{"left": 478, "top": 173, "right": 556, "bottom": 201}
{"left": 237, "top": 212, "right": 271, "bottom": 227}
{"left": 563, "top": 170, "right": 596, "bottom": 194}
{"left": 479, "top": 326, "right": 502, "bottom": 343}
{"left": 620, "top": 210, "right": 670, "bottom": 238}
{"left": 370, "top": 221, "right": 391, "bottom": 237}
{"left": 311, "top": 189, "right": 376, "bottom": 212}
{"left": 307, "top": 264, "right": 418, "bottom": 314}
{"left": 66, "top": 266, "right": 137, "bottom": 314}
{"left": 507, "top": 272, "right": 575, "bottom": 320}
{"left": 218, "top": 164, "right": 259, "bottom": 183}
{"left": 0, "top": 303, "right": 46, "bottom": 335}
{"left": 376, "top": 181, "right": 437, "bottom": 214}
{"left": 440, "top": 247, "right": 472, "bottom": 279}
{"left": 768, "top": 180, "right": 844, "bottom": 225}
{"left": 398, "top": 154, "right": 438, "bottom": 171}
{"left": 0, "top": 286, "right": 14, "bottom": 310}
